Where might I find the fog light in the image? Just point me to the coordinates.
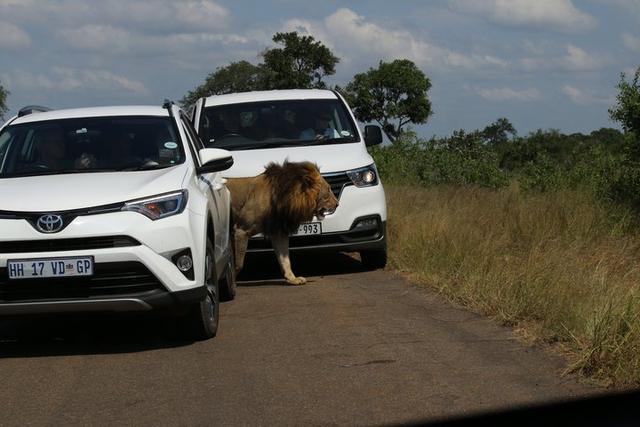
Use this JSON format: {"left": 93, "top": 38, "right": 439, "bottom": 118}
{"left": 355, "top": 218, "right": 378, "bottom": 229}
{"left": 176, "top": 254, "right": 193, "bottom": 272}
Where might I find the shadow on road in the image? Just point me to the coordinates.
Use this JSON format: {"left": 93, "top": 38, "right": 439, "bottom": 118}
{"left": 0, "top": 252, "right": 366, "bottom": 357}
{"left": 237, "top": 251, "right": 366, "bottom": 286}
{"left": 0, "top": 313, "right": 194, "bottom": 358}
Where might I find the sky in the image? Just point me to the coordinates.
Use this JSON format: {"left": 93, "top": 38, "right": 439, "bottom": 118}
{"left": 0, "top": 0, "right": 639, "bottom": 137}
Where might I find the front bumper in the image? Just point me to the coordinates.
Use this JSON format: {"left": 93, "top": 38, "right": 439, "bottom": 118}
{"left": 0, "top": 257, "right": 207, "bottom": 315}
{"left": 0, "top": 210, "right": 207, "bottom": 315}
{"left": 248, "top": 217, "right": 386, "bottom": 253}
{"left": 0, "top": 284, "right": 205, "bottom": 315}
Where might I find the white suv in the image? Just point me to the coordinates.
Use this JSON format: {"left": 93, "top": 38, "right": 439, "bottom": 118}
{"left": 0, "top": 103, "right": 235, "bottom": 340}
{"left": 191, "top": 89, "right": 387, "bottom": 268}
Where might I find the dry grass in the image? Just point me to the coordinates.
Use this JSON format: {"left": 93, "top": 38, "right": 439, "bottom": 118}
{"left": 386, "top": 184, "right": 640, "bottom": 387}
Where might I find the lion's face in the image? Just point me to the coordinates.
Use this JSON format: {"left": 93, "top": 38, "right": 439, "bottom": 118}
{"left": 315, "top": 178, "right": 339, "bottom": 220}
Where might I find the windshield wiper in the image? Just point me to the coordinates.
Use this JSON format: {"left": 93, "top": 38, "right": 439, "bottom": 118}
{"left": 120, "top": 163, "right": 174, "bottom": 171}
{"left": 228, "top": 138, "right": 354, "bottom": 151}
{"left": 1, "top": 168, "right": 120, "bottom": 178}
{"left": 320, "top": 136, "right": 356, "bottom": 144}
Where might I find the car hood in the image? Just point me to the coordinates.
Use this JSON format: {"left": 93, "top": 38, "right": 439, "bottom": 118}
{"left": 0, "top": 166, "right": 189, "bottom": 212}
{"left": 223, "top": 142, "right": 373, "bottom": 178}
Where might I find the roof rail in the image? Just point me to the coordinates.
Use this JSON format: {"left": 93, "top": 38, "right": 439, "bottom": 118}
{"left": 17, "top": 105, "right": 52, "bottom": 117}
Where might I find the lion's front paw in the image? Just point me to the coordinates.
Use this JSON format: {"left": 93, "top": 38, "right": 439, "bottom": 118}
{"left": 287, "top": 276, "right": 307, "bottom": 285}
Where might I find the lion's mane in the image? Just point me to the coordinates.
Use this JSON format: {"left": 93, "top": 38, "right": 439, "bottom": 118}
{"left": 263, "top": 161, "right": 322, "bottom": 234}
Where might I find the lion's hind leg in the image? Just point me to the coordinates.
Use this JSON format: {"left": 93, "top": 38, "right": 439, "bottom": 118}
{"left": 234, "top": 227, "right": 250, "bottom": 276}
{"left": 270, "top": 233, "right": 306, "bottom": 285}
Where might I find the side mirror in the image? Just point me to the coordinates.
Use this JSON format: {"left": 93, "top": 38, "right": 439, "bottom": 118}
{"left": 364, "top": 125, "right": 383, "bottom": 146}
{"left": 197, "top": 148, "right": 234, "bottom": 174}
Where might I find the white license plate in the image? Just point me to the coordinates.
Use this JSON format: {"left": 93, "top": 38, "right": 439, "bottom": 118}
{"left": 7, "top": 257, "right": 94, "bottom": 280}
{"left": 292, "top": 222, "right": 322, "bottom": 236}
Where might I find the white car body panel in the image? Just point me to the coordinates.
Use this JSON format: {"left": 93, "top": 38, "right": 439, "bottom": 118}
{"left": 0, "top": 166, "right": 189, "bottom": 212}
{"left": 223, "top": 143, "right": 373, "bottom": 178}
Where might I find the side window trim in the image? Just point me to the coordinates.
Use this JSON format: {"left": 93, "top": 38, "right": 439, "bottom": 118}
{"left": 179, "top": 114, "right": 201, "bottom": 167}
{"left": 181, "top": 113, "right": 205, "bottom": 150}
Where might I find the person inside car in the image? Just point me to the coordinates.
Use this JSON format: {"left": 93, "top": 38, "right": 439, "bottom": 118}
{"left": 32, "top": 125, "right": 98, "bottom": 170}
{"left": 299, "top": 110, "right": 340, "bottom": 140}
{"left": 32, "top": 126, "right": 69, "bottom": 169}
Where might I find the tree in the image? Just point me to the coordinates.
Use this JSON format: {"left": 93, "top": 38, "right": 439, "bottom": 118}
{"left": 260, "top": 32, "right": 339, "bottom": 90}
{"left": 0, "top": 81, "right": 8, "bottom": 121}
{"left": 181, "top": 32, "right": 339, "bottom": 107}
{"left": 181, "top": 61, "right": 263, "bottom": 107}
{"left": 342, "top": 59, "right": 432, "bottom": 142}
{"left": 481, "top": 117, "right": 517, "bottom": 145}
{"left": 609, "top": 66, "right": 640, "bottom": 137}
{"left": 607, "top": 66, "right": 640, "bottom": 208}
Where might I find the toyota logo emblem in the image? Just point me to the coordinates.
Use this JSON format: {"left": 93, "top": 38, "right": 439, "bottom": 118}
{"left": 36, "top": 214, "right": 64, "bottom": 233}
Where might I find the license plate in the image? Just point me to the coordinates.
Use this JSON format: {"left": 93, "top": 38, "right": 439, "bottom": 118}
{"left": 7, "top": 256, "right": 94, "bottom": 280}
{"left": 292, "top": 222, "right": 322, "bottom": 236}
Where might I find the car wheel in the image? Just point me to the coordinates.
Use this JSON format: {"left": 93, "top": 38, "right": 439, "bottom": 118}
{"left": 360, "top": 248, "right": 387, "bottom": 270}
{"left": 182, "top": 238, "right": 219, "bottom": 340}
{"left": 219, "top": 228, "right": 236, "bottom": 302}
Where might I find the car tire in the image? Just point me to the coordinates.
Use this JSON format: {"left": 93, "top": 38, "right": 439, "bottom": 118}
{"left": 360, "top": 248, "right": 387, "bottom": 270}
{"left": 182, "top": 238, "right": 219, "bottom": 340}
{"left": 219, "top": 228, "right": 236, "bottom": 302}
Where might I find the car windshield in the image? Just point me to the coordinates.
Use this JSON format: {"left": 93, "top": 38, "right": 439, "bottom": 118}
{"left": 0, "top": 116, "right": 185, "bottom": 178}
{"left": 200, "top": 99, "right": 359, "bottom": 151}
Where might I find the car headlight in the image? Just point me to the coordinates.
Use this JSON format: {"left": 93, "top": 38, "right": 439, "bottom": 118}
{"left": 346, "top": 164, "right": 378, "bottom": 187}
{"left": 122, "top": 190, "right": 188, "bottom": 220}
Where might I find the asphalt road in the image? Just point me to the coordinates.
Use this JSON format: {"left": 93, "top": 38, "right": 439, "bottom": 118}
{"left": 0, "top": 253, "right": 595, "bottom": 426}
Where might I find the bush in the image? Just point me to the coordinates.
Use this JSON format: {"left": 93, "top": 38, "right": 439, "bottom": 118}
{"left": 371, "top": 130, "right": 508, "bottom": 189}
{"left": 371, "top": 126, "right": 629, "bottom": 207}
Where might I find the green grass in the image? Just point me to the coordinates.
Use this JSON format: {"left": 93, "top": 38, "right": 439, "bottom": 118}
{"left": 386, "top": 184, "right": 640, "bottom": 387}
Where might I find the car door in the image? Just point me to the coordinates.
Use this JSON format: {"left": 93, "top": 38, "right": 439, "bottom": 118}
{"left": 180, "top": 113, "right": 230, "bottom": 260}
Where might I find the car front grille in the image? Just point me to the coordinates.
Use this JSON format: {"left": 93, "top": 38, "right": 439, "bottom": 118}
{"left": 0, "top": 262, "right": 163, "bottom": 302}
{"left": 0, "top": 236, "right": 140, "bottom": 254}
{"left": 322, "top": 172, "right": 353, "bottom": 200}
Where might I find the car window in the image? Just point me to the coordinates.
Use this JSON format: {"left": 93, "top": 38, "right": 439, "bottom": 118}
{"left": 201, "top": 99, "right": 359, "bottom": 151}
{"left": 0, "top": 116, "right": 185, "bottom": 178}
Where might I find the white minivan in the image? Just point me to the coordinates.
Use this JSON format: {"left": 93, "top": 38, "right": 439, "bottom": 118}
{"left": 191, "top": 89, "right": 387, "bottom": 269}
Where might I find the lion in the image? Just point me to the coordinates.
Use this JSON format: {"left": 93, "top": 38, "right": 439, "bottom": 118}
{"left": 227, "top": 161, "right": 339, "bottom": 285}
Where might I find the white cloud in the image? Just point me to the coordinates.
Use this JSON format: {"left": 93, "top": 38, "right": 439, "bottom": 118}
{"left": 519, "top": 44, "right": 606, "bottom": 72}
{"left": 623, "top": 33, "right": 640, "bottom": 52}
{"left": 449, "top": 0, "right": 597, "bottom": 32}
{"left": 562, "top": 85, "right": 613, "bottom": 105}
{"left": 175, "top": 0, "right": 230, "bottom": 29}
{"left": 0, "top": 0, "right": 230, "bottom": 33}
{"left": 60, "top": 25, "right": 134, "bottom": 54}
{"left": 282, "top": 8, "right": 508, "bottom": 72}
{"left": 60, "top": 24, "right": 252, "bottom": 56}
{"left": 562, "top": 44, "right": 604, "bottom": 71}
{"left": 5, "top": 67, "right": 148, "bottom": 94}
{"left": 0, "top": 21, "right": 31, "bottom": 49}
{"left": 475, "top": 86, "right": 541, "bottom": 101}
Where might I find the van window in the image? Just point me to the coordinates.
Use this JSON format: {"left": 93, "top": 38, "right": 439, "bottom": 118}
{"left": 201, "top": 99, "right": 359, "bottom": 151}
